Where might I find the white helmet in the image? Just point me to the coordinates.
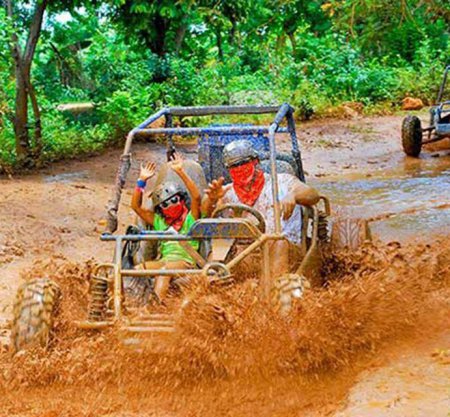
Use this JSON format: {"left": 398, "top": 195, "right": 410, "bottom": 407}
{"left": 152, "top": 182, "right": 186, "bottom": 208}
{"left": 223, "top": 140, "right": 258, "bottom": 168}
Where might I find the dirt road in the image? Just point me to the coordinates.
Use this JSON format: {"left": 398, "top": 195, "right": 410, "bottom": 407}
{"left": 0, "top": 112, "right": 449, "bottom": 416}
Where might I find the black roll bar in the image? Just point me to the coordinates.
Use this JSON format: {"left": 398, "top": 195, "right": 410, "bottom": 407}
{"left": 437, "top": 65, "right": 450, "bottom": 103}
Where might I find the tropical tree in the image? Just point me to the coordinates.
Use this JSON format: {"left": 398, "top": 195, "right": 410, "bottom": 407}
{"left": 4, "top": 0, "right": 49, "bottom": 166}
{"left": 2, "top": 0, "right": 98, "bottom": 166}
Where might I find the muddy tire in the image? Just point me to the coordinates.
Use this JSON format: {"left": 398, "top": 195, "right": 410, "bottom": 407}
{"left": 11, "top": 278, "right": 61, "bottom": 352}
{"left": 402, "top": 115, "right": 423, "bottom": 157}
{"left": 271, "top": 273, "right": 310, "bottom": 317}
{"left": 331, "top": 218, "right": 372, "bottom": 250}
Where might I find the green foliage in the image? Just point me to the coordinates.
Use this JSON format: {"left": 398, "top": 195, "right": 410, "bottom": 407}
{"left": 328, "top": 0, "right": 450, "bottom": 62}
{"left": 0, "top": 8, "right": 14, "bottom": 166}
{"left": 38, "top": 112, "right": 104, "bottom": 160}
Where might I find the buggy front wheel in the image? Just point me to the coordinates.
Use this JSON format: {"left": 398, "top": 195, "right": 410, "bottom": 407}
{"left": 402, "top": 115, "right": 423, "bottom": 157}
{"left": 271, "top": 273, "right": 310, "bottom": 317}
{"left": 10, "top": 278, "right": 61, "bottom": 352}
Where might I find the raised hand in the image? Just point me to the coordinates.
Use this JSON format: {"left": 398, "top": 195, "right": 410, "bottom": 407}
{"left": 205, "top": 177, "right": 232, "bottom": 203}
{"left": 169, "top": 151, "right": 184, "bottom": 174}
{"left": 139, "top": 161, "right": 156, "bottom": 182}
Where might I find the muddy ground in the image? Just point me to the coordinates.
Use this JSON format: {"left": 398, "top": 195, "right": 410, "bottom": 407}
{"left": 0, "top": 111, "right": 449, "bottom": 416}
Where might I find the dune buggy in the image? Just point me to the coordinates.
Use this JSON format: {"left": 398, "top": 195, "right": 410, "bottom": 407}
{"left": 402, "top": 65, "right": 450, "bottom": 157}
{"left": 10, "top": 104, "right": 371, "bottom": 352}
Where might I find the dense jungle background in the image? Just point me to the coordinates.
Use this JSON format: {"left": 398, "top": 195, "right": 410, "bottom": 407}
{"left": 0, "top": 0, "right": 449, "bottom": 171}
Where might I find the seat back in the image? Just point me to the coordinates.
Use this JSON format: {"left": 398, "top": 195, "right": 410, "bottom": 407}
{"left": 154, "top": 159, "right": 207, "bottom": 208}
{"left": 198, "top": 124, "right": 269, "bottom": 183}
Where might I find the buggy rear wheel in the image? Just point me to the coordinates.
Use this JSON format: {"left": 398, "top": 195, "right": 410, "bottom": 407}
{"left": 331, "top": 218, "right": 372, "bottom": 250}
{"left": 11, "top": 278, "right": 61, "bottom": 352}
{"left": 402, "top": 115, "right": 423, "bottom": 157}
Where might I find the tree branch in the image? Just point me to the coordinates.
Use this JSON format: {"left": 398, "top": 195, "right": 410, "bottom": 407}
{"left": 6, "top": 0, "right": 20, "bottom": 56}
{"left": 7, "top": 0, "right": 44, "bottom": 160}
{"left": 24, "top": 0, "right": 48, "bottom": 68}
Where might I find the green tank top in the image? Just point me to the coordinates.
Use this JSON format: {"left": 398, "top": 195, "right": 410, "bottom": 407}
{"left": 153, "top": 212, "right": 199, "bottom": 264}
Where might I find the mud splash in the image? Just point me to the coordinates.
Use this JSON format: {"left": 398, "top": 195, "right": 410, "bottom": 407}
{"left": 0, "top": 239, "right": 448, "bottom": 416}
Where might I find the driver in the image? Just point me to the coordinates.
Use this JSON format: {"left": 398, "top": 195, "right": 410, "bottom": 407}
{"left": 202, "top": 139, "right": 319, "bottom": 275}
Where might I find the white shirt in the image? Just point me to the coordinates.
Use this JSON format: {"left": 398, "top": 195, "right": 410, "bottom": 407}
{"left": 222, "top": 173, "right": 303, "bottom": 243}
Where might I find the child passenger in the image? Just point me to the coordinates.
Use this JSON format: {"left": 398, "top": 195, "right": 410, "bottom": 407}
{"left": 131, "top": 153, "right": 201, "bottom": 303}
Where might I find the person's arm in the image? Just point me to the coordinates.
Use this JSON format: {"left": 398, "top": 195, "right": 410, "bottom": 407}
{"left": 131, "top": 162, "right": 156, "bottom": 225}
{"left": 280, "top": 179, "right": 320, "bottom": 220}
{"left": 169, "top": 153, "right": 202, "bottom": 220}
{"left": 201, "top": 177, "right": 232, "bottom": 217}
{"left": 294, "top": 182, "right": 320, "bottom": 206}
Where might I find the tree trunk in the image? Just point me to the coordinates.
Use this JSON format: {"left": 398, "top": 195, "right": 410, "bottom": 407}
{"left": 12, "top": 60, "right": 42, "bottom": 164}
{"left": 174, "top": 23, "right": 187, "bottom": 55}
{"left": 288, "top": 32, "right": 297, "bottom": 58}
{"left": 7, "top": 0, "right": 30, "bottom": 164}
{"left": 6, "top": 0, "right": 47, "bottom": 166}
{"left": 13, "top": 60, "right": 31, "bottom": 164}
{"left": 152, "top": 15, "right": 168, "bottom": 57}
{"left": 276, "top": 34, "right": 286, "bottom": 52}
{"left": 27, "top": 77, "right": 42, "bottom": 158}
{"left": 50, "top": 42, "right": 70, "bottom": 87}
{"left": 229, "top": 16, "right": 237, "bottom": 45}
{"left": 216, "top": 28, "right": 224, "bottom": 60}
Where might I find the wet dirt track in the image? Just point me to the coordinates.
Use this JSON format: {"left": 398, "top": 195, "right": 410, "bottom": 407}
{"left": 0, "top": 112, "right": 449, "bottom": 416}
{"left": 312, "top": 157, "right": 450, "bottom": 242}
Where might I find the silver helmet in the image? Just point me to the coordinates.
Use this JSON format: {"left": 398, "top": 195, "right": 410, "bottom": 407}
{"left": 223, "top": 140, "right": 258, "bottom": 168}
{"left": 152, "top": 182, "right": 185, "bottom": 208}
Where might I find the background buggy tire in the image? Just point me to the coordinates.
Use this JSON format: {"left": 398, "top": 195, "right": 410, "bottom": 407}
{"left": 331, "top": 218, "right": 372, "bottom": 250}
{"left": 402, "top": 115, "right": 423, "bottom": 157}
{"left": 271, "top": 273, "right": 310, "bottom": 317}
{"left": 11, "top": 278, "right": 61, "bottom": 353}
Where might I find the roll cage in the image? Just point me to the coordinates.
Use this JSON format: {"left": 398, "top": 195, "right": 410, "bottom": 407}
{"left": 105, "top": 104, "right": 305, "bottom": 235}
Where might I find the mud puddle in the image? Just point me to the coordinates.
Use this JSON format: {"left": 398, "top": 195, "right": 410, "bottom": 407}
{"left": 43, "top": 170, "right": 89, "bottom": 183}
{"left": 312, "top": 156, "right": 450, "bottom": 242}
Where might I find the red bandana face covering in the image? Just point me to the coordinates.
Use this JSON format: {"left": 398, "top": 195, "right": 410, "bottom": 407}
{"left": 229, "top": 159, "right": 265, "bottom": 206}
{"left": 161, "top": 201, "right": 189, "bottom": 231}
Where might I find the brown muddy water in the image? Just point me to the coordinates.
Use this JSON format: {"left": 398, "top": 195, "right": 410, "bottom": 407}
{"left": 312, "top": 157, "right": 450, "bottom": 242}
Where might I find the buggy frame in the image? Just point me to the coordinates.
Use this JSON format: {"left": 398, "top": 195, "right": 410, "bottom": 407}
{"left": 76, "top": 104, "right": 329, "bottom": 332}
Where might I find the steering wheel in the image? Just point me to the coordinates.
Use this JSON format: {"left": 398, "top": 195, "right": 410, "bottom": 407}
{"left": 211, "top": 203, "right": 266, "bottom": 233}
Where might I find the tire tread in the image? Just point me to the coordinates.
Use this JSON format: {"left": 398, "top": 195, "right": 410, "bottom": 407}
{"left": 11, "top": 278, "right": 61, "bottom": 352}
{"left": 402, "top": 115, "right": 423, "bottom": 157}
